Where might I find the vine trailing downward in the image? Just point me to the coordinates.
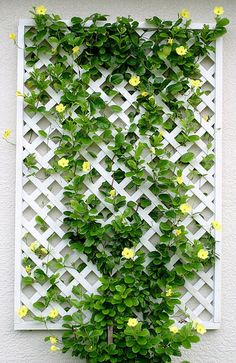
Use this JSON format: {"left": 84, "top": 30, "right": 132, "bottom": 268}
{"left": 14, "top": 5, "right": 228, "bottom": 363}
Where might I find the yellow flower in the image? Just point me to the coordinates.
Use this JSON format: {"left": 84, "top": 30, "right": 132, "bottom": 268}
{"left": 50, "top": 345, "right": 60, "bottom": 352}
{"left": 159, "top": 130, "right": 164, "bottom": 137}
{"left": 180, "top": 8, "right": 190, "bottom": 19}
{"left": 203, "top": 115, "right": 209, "bottom": 121}
{"left": 127, "top": 318, "right": 138, "bottom": 327}
{"left": 72, "top": 46, "right": 80, "bottom": 54}
{"left": 167, "top": 38, "right": 173, "bottom": 45}
{"left": 211, "top": 220, "right": 222, "bottom": 230}
{"left": 25, "top": 265, "right": 32, "bottom": 274}
{"left": 190, "top": 79, "right": 201, "bottom": 88}
{"left": 49, "top": 336, "right": 58, "bottom": 344}
{"left": 180, "top": 203, "right": 192, "bottom": 214}
{"left": 174, "top": 229, "right": 182, "bottom": 236}
{"left": 9, "top": 33, "right": 16, "bottom": 40}
{"left": 122, "top": 247, "right": 135, "bottom": 259}
{"left": 197, "top": 249, "right": 209, "bottom": 260}
{"left": 82, "top": 161, "right": 91, "bottom": 172}
{"left": 129, "top": 75, "right": 140, "bottom": 87}
{"left": 150, "top": 147, "right": 156, "bottom": 154}
{"left": 141, "top": 91, "right": 148, "bottom": 97}
{"left": 214, "top": 6, "right": 224, "bottom": 16}
{"left": 55, "top": 103, "right": 66, "bottom": 113}
{"left": 17, "top": 305, "right": 28, "bottom": 318}
{"left": 41, "top": 247, "right": 48, "bottom": 255}
{"left": 48, "top": 309, "right": 59, "bottom": 319}
{"left": 196, "top": 323, "right": 206, "bottom": 335}
{"left": 166, "top": 288, "right": 173, "bottom": 297}
{"left": 29, "top": 241, "right": 39, "bottom": 252}
{"left": 169, "top": 325, "right": 179, "bottom": 334}
{"left": 16, "top": 90, "right": 24, "bottom": 97}
{"left": 3, "top": 129, "right": 11, "bottom": 139}
{"left": 176, "top": 46, "right": 187, "bottom": 56}
{"left": 176, "top": 176, "right": 183, "bottom": 185}
{"left": 58, "top": 158, "right": 69, "bottom": 168}
{"left": 109, "top": 189, "right": 116, "bottom": 198}
{"left": 36, "top": 5, "right": 47, "bottom": 15}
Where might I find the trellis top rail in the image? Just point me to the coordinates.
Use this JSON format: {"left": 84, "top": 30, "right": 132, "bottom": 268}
{"left": 19, "top": 19, "right": 215, "bottom": 30}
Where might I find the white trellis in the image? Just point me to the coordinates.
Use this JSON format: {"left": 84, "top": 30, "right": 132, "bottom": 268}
{"left": 14, "top": 19, "right": 222, "bottom": 330}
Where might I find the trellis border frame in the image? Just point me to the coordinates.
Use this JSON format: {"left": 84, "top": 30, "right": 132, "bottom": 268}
{"left": 14, "top": 19, "right": 222, "bottom": 330}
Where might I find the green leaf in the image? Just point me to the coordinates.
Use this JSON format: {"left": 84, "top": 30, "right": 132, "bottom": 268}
{"left": 22, "top": 276, "right": 34, "bottom": 286}
{"left": 180, "top": 152, "right": 195, "bottom": 163}
{"left": 109, "top": 73, "right": 124, "bottom": 85}
{"left": 110, "top": 105, "right": 122, "bottom": 113}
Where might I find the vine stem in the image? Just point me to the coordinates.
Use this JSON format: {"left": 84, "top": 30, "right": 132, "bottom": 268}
{"left": 108, "top": 325, "right": 113, "bottom": 344}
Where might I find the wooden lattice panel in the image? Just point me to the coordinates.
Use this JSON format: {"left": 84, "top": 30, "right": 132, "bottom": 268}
{"left": 14, "top": 20, "right": 222, "bottom": 330}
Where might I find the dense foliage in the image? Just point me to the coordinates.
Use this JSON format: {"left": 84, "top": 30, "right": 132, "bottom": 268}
{"left": 16, "top": 6, "right": 228, "bottom": 363}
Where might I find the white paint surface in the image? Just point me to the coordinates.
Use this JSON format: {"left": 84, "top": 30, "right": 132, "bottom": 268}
{"left": 0, "top": 0, "right": 235, "bottom": 362}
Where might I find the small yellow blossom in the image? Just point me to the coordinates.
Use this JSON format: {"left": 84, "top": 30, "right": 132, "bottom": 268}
{"left": 129, "top": 75, "right": 140, "bottom": 87}
{"left": 41, "top": 247, "right": 48, "bottom": 255}
{"left": 58, "top": 158, "right": 69, "bottom": 168}
{"left": 176, "top": 46, "right": 188, "bottom": 56}
{"left": 167, "top": 38, "right": 173, "bottom": 45}
{"left": 48, "top": 309, "right": 59, "bottom": 319}
{"left": 174, "top": 229, "right": 182, "bottom": 236}
{"left": 25, "top": 265, "right": 32, "bottom": 274}
{"left": 127, "top": 318, "right": 138, "bottom": 327}
{"left": 211, "top": 220, "right": 222, "bottom": 230}
{"left": 190, "top": 79, "right": 201, "bottom": 88}
{"left": 9, "top": 33, "right": 16, "bottom": 40}
{"left": 17, "top": 305, "right": 28, "bottom": 318}
{"left": 197, "top": 249, "right": 209, "bottom": 260}
{"left": 16, "top": 90, "right": 24, "bottom": 97}
{"left": 166, "top": 288, "right": 173, "bottom": 297}
{"left": 56, "top": 103, "right": 66, "bottom": 113}
{"left": 82, "top": 161, "right": 91, "bottom": 172}
{"left": 196, "top": 323, "right": 206, "bottom": 335}
{"left": 109, "top": 189, "right": 116, "bottom": 198}
{"left": 203, "top": 115, "right": 209, "bottom": 121}
{"left": 122, "top": 247, "right": 134, "bottom": 259}
{"left": 3, "top": 129, "right": 11, "bottom": 139}
{"left": 49, "top": 336, "right": 58, "bottom": 344}
{"left": 176, "top": 176, "right": 183, "bottom": 185}
{"left": 150, "top": 147, "right": 156, "bottom": 154}
{"left": 72, "top": 46, "right": 80, "bottom": 54}
{"left": 180, "top": 8, "right": 190, "bottom": 19}
{"left": 141, "top": 91, "right": 148, "bottom": 97}
{"left": 29, "top": 241, "right": 39, "bottom": 252}
{"left": 214, "top": 6, "right": 224, "bottom": 16}
{"left": 36, "top": 5, "right": 47, "bottom": 15}
{"left": 169, "top": 325, "right": 179, "bottom": 334}
{"left": 50, "top": 345, "right": 60, "bottom": 352}
{"left": 159, "top": 130, "right": 164, "bottom": 137}
{"left": 180, "top": 203, "right": 192, "bottom": 214}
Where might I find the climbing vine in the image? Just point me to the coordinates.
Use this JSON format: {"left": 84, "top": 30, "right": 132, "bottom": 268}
{"left": 13, "top": 5, "right": 228, "bottom": 363}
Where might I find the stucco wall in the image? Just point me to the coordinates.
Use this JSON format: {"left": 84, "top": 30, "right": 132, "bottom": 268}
{"left": 0, "top": 0, "right": 235, "bottom": 362}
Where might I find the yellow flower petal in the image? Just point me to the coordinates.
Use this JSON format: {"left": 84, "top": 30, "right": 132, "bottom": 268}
{"left": 58, "top": 158, "right": 69, "bottom": 168}
{"left": 179, "top": 203, "right": 192, "bottom": 214}
{"left": 3, "top": 129, "right": 11, "bottom": 139}
{"left": 9, "top": 33, "right": 16, "bottom": 40}
{"left": 48, "top": 309, "right": 59, "bottom": 319}
{"left": 17, "top": 305, "right": 28, "bottom": 318}
{"left": 50, "top": 336, "right": 58, "bottom": 344}
{"left": 55, "top": 103, "right": 66, "bottom": 113}
{"left": 214, "top": 6, "right": 224, "bottom": 16}
{"left": 180, "top": 8, "right": 190, "bottom": 19}
{"left": 129, "top": 75, "right": 140, "bottom": 87}
{"left": 36, "top": 5, "right": 47, "bottom": 15}
{"left": 122, "top": 247, "right": 134, "bottom": 259}
{"left": 211, "top": 220, "right": 221, "bottom": 230}
{"left": 169, "top": 325, "right": 179, "bottom": 334}
{"left": 127, "top": 318, "right": 138, "bottom": 327}
{"left": 176, "top": 46, "right": 187, "bottom": 56}
{"left": 197, "top": 249, "right": 209, "bottom": 260}
{"left": 82, "top": 161, "right": 91, "bottom": 172}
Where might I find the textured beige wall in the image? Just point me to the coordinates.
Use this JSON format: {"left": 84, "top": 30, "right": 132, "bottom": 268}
{"left": 0, "top": 0, "right": 235, "bottom": 362}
